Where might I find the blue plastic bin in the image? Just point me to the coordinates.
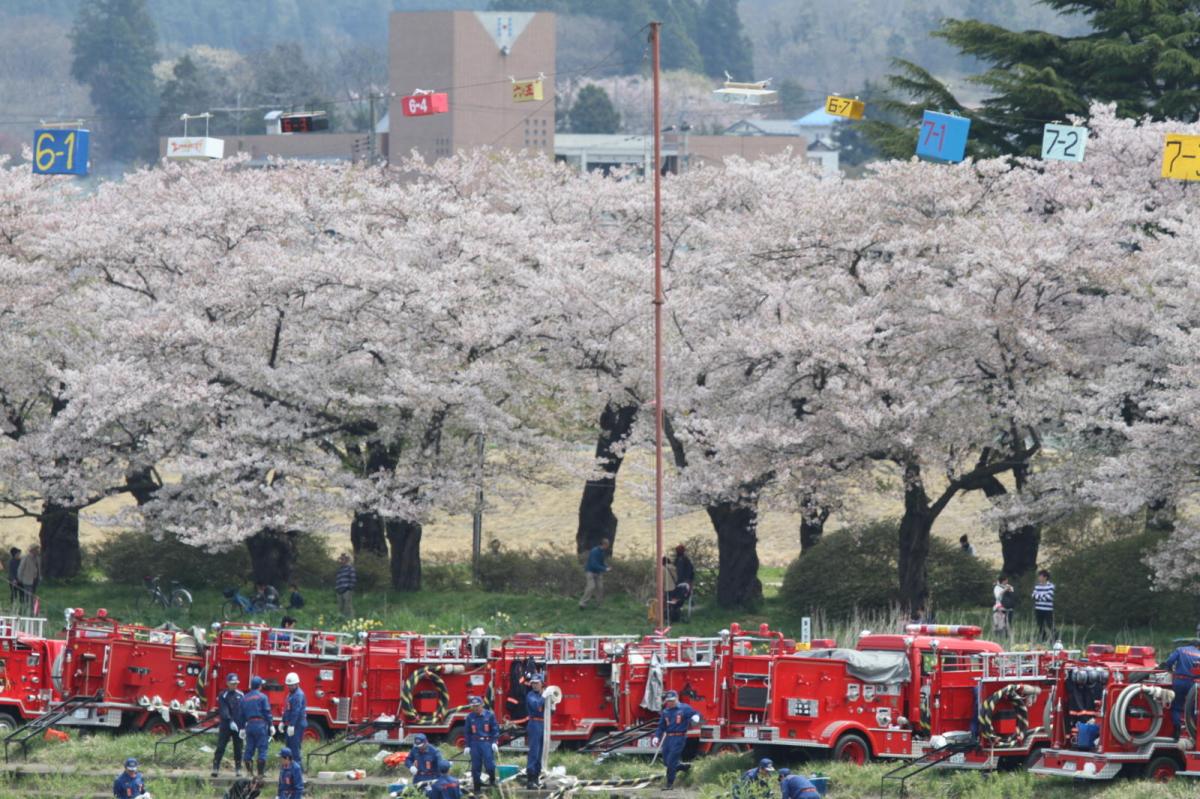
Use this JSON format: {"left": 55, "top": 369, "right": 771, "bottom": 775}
{"left": 808, "top": 774, "right": 829, "bottom": 796}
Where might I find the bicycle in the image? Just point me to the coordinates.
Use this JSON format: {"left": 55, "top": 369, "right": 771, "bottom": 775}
{"left": 135, "top": 575, "right": 193, "bottom": 614}
{"left": 221, "top": 587, "right": 279, "bottom": 620}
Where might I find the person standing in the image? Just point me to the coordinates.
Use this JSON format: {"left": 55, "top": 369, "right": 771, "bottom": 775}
{"left": 673, "top": 545, "right": 695, "bottom": 586}
{"left": 992, "top": 574, "right": 1014, "bottom": 640}
{"left": 213, "top": 672, "right": 245, "bottom": 778}
{"left": 1032, "top": 569, "right": 1055, "bottom": 642}
{"left": 578, "top": 538, "right": 610, "bottom": 609}
{"left": 405, "top": 733, "right": 443, "bottom": 788}
{"left": 17, "top": 545, "right": 40, "bottom": 615}
{"left": 335, "top": 554, "right": 356, "bottom": 618}
{"left": 112, "top": 757, "right": 147, "bottom": 798}
{"left": 959, "top": 534, "right": 975, "bottom": 556}
{"left": 463, "top": 695, "right": 499, "bottom": 794}
{"left": 7, "top": 548, "right": 20, "bottom": 608}
{"left": 283, "top": 671, "right": 308, "bottom": 763}
{"left": 649, "top": 690, "right": 701, "bottom": 789}
{"left": 524, "top": 674, "right": 546, "bottom": 788}
{"left": 242, "top": 675, "right": 273, "bottom": 778}
{"left": 1159, "top": 633, "right": 1200, "bottom": 732}
{"left": 277, "top": 746, "right": 304, "bottom": 799}
{"left": 432, "top": 760, "right": 462, "bottom": 799}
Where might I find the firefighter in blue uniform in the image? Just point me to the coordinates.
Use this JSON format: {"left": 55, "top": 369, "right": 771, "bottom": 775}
{"left": 1160, "top": 633, "right": 1200, "bottom": 732}
{"left": 213, "top": 672, "right": 245, "bottom": 778}
{"left": 524, "top": 673, "right": 546, "bottom": 788}
{"left": 112, "top": 757, "right": 146, "bottom": 798}
{"left": 463, "top": 695, "right": 499, "bottom": 794}
{"left": 242, "top": 675, "right": 274, "bottom": 778}
{"left": 431, "top": 759, "right": 463, "bottom": 799}
{"left": 278, "top": 746, "right": 304, "bottom": 799}
{"left": 650, "top": 690, "right": 701, "bottom": 789}
{"left": 406, "top": 732, "right": 444, "bottom": 787}
{"left": 778, "top": 769, "right": 820, "bottom": 799}
{"left": 283, "top": 671, "right": 308, "bottom": 763}
{"left": 734, "top": 758, "right": 775, "bottom": 798}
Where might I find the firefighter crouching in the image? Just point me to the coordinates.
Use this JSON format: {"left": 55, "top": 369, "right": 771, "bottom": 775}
{"left": 406, "top": 733, "right": 444, "bottom": 787}
{"left": 778, "top": 769, "right": 820, "bottom": 799}
{"left": 734, "top": 758, "right": 775, "bottom": 798}
{"left": 650, "top": 690, "right": 701, "bottom": 789}
{"left": 113, "top": 756, "right": 149, "bottom": 799}
{"left": 277, "top": 746, "right": 304, "bottom": 799}
{"left": 431, "top": 759, "right": 463, "bottom": 799}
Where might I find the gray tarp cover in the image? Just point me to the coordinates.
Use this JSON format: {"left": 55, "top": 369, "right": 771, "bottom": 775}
{"left": 802, "top": 649, "right": 911, "bottom": 684}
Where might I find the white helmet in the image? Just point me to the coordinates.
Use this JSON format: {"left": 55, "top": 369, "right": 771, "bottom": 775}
{"left": 285, "top": 672, "right": 300, "bottom": 686}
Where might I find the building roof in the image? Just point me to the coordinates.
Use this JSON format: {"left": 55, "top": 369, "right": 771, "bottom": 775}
{"left": 723, "top": 119, "right": 802, "bottom": 137}
{"left": 795, "top": 107, "right": 841, "bottom": 127}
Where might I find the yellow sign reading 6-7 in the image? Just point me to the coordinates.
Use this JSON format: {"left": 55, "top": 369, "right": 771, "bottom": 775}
{"left": 32, "top": 129, "right": 90, "bottom": 175}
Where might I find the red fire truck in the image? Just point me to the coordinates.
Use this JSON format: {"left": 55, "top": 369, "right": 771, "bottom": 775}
{"left": 58, "top": 610, "right": 205, "bottom": 733}
{"left": 358, "top": 630, "right": 495, "bottom": 746}
{"left": 0, "top": 616, "right": 62, "bottom": 731}
{"left": 1029, "top": 644, "right": 1181, "bottom": 781}
{"left": 205, "top": 622, "right": 361, "bottom": 742}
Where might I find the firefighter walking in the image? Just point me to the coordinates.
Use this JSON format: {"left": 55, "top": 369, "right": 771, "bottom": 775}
{"left": 242, "top": 675, "right": 273, "bottom": 778}
{"left": 463, "top": 695, "right": 499, "bottom": 794}
{"left": 650, "top": 690, "right": 701, "bottom": 789}
{"left": 283, "top": 671, "right": 308, "bottom": 763}
{"left": 213, "top": 672, "right": 245, "bottom": 778}
{"left": 524, "top": 674, "right": 546, "bottom": 788}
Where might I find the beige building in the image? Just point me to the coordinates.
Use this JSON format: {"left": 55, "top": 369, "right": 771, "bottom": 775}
{"left": 388, "top": 11, "right": 555, "bottom": 162}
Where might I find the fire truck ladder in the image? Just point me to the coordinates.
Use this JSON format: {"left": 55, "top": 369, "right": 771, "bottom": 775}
{"left": 305, "top": 717, "right": 402, "bottom": 772}
{"left": 879, "top": 734, "right": 976, "bottom": 797}
{"left": 3, "top": 692, "right": 103, "bottom": 762}
{"left": 579, "top": 720, "right": 659, "bottom": 755}
{"left": 153, "top": 710, "right": 219, "bottom": 763}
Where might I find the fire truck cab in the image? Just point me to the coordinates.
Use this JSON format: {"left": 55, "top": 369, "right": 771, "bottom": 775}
{"left": 0, "top": 616, "right": 61, "bottom": 730}
{"left": 59, "top": 610, "right": 204, "bottom": 733}
{"left": 1030, "top": 644, "right": 1181, "bottom": 781}
{"left": 206, "top": 622, "right": 361, "bottom": 742}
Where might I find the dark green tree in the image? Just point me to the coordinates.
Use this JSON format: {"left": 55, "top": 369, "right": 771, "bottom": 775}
{"left": 569, "top": 84, "right": 621, "bottom": 133}
{"left": 157, "top": 55, "right": 219, "bottom": 137}
{"left": 69, "top": 0, "right": 159, "bottom": 163}
{"left": 698, "top": 0, "right": 753, "bottom": 80}
{"left": 867, "top": 1, "right": 1200, "bottom": 159}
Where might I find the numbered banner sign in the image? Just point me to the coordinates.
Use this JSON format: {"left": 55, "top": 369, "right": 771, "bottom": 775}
{"left": 32, "top": 129, "right": 89, "bottom": 175}
{"left": 512, "top": 79, "right": 544, "bottom": 103}
{"left": 825, "top": 95, "right": 865, "bottom": 120}
{"left": 1041, "top": 123, "right": 1088, "bottom": 162}
{"left": 401, "top": 93, "right": 449, "bottom": 117}
{"left": 1162, "top": 133, "right": 1200, "bottom": 181}
{"left": 915, "top": 111, "right": 970, "bottom": 163}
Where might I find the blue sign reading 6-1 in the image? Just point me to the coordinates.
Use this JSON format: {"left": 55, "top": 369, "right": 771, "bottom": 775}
{"left": 915, "top": 111, "right": 970, "bottom": 163}
{"left": 32, "top": 129, "right": 90, "bottom": 175}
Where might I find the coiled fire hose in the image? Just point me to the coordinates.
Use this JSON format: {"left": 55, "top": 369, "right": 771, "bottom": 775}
{"left": 398, "top": 665, "right": 493, "bottom": 724}
{"left": 1109, "top": 684, "right": 1174, "bottom": 746}
{"left": 1185, "top": 684, "right": 1198, "bottom": 740}
{"left": 977, "top": 684, "right": 1041, "bottom": 747}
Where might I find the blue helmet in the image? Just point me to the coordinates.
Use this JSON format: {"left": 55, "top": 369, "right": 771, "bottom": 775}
{"left": 468, "top": 695, "right": 483, "bottom": 706}
{"left": 250, "top": 675, "right": 264, "bottom": 690}
{"left": 439, "top": 759, "right": 452, "bottom": 774}
{"left": 124, "top": 757, "right": 138, "bottom": 770}
{"left": 413, "top": 733, "right": 428, "bottom": 745}
{"left": 777, "top": 768, "right": 791, "bottom": 779}
{"left": 663, "top": 690, "right": 679, "bottom": 701}
{"left": 280, "top": 747, "right": 293, "bottom": 759}
{"left": 226, "top": 673, "right": 240, "bottom": 685}
{"left": 759, "top": 758, "right": 775, "bottom": 771}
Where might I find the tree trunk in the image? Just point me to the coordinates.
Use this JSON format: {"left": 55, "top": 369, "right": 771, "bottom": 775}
{"left": 386, "top": 518, "right": 422, "bottom": 591}
{"left": 706, "top": 493, "right": 764, "bottom": 609}
{"left": 245, "top": 527, "right": 297, "bottom": 586}
{"left": 125, "top": 467, "right": 160, "bottom": 506}
{"left": 897, "top": 462, "right": 933, "bottom": 612}
{"left": 39, "top": 501, "right": 81, "bottom": 579}
{"left": 799, "top": 494, "right": 829, "bottom": 553}
{"left": 575, "top": 403, "right": 638, "bottom": 553}
{"left": 351, "top": 511, "right": 389, "bottom": 557}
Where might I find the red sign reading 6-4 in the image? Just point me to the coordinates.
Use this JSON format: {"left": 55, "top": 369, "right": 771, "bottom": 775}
{"left": 402, "top": 93, "right": 449, "bottom": 117}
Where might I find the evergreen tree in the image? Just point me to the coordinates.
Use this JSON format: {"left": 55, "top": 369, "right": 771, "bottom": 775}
{"left": 569, "top": 85, "right": 621, "bottom": 133}
{"left": 698, "top": 0, "right": 753, "bottom": 80}
{"left": 867, "top": 1, "right": 1200, "bottom": 158}
{"left": 157, "top": 55, "right": 216, "bottom": 137}
{"left": 69, "top": 0, "right": 159, "bottom": 163}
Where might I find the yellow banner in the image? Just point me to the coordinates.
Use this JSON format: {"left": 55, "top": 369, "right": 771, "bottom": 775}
{"left": 825, "top": 95, "right": 865, "bottom": 120}
{"left": 1163, "top": 134, "right": 1200, "bottom": 180}
{"left": 512, "top": 79, "right": 544, "bottom": 103}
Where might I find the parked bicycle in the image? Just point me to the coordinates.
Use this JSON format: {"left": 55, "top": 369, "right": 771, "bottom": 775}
{"left": 221, "top": 586, "right": 279, "bottom": 620}
{"left": 135, "top": 575, "right": 193, "bottom": 614}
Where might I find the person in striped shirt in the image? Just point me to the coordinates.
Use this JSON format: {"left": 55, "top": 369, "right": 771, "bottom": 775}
{"left": 1032, "top": 569, "right": 1055, "bottom": 642}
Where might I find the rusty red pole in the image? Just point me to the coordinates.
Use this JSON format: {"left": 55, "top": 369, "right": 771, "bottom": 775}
{"left": 650, "top": 21, "right": 665, "bottom": 631}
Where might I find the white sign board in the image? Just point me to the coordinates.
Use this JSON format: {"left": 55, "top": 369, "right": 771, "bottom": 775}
{"left": 801, "top": 616, "right": 811, "bottom": 645}
{"left": 166, "top": 136, "right": 224, "bottom": 160}
{"left": 1041, "top": 124, "right": 1088, "bottom": 163}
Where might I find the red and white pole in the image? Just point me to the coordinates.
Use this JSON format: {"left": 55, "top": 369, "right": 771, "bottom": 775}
{"left": 650, "top": 21, "right": 665, "bottom": 631}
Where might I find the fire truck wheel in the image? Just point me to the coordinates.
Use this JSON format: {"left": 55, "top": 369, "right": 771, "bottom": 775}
{"left": 832, "top": 733, "right": 870, "bottom": 765}
{"left": 0, "top": 712, "right": 18, "bottom": 733}
{"left": 302, "top": 720, "right": 327, "bottom": 743}
{"left": 448, "top": 724, "right": 467, "bottom": 750}
{"left": 140, "top": 716, "right": 175, "bottom": 737}
{"left": 713, "top": 744, "right": 747, "bottom": 756}
{"left": 1145, "top": 756, "right": 1179, "bottom": 783}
